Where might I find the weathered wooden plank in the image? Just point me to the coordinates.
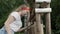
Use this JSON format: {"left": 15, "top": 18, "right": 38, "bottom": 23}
{"left": 45, "top": 13, "right": 51, "bottom": 34}
{"left": 36, "top": 14, "right": 44, "bottom": 34}
{"left": 35, "top": 0, "right": 51, "bottom": 3}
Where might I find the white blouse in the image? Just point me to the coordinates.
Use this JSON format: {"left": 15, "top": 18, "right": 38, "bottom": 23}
{"left": 9, "top": 12, "right": 22, "bottom": 32}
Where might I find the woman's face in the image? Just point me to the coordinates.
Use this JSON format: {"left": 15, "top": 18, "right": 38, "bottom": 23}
{"left": 22, "top": 7, "right": 30, "bottom": 15}
{"left": 21, "top": 10, "right": 30, "bottom": 16}
{"left": 21, "top": 10, "right": 30, "bottom": 15}
{"left": 19, "top": 6, "right": 30, "bottom": 16}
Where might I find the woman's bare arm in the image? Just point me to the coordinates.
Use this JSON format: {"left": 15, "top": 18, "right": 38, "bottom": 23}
{"left": 17, "top": 23, "right": 34, "bottom": 32}
{"left": 5, "top": 15, "right": 15, "bottom": 34}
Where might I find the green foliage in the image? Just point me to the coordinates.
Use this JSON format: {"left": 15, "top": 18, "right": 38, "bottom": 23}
{"left": 0, "top": 0, "right": 60, "bottom": 34}
{"left": 51, "top": 0, "right": 60, "bottom": 34}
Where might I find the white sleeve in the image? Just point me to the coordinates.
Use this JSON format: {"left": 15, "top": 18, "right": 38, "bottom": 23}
{"left": 10, "top": 12, "right": 18, "bottom": 20}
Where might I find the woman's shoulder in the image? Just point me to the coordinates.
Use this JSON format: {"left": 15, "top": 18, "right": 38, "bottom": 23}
{"left": 11, "top": 11, "right": 17, "bottom": 14}
{"left": 10, "top": 11, "right": 20, "bottom": 20}
{"left": 10, "top": 11, "right": 18, "bottom": 15}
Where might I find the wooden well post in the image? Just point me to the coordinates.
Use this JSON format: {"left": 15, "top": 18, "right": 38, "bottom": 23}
{"left": 35, "top": 0, "right": 52, "bottom": 34}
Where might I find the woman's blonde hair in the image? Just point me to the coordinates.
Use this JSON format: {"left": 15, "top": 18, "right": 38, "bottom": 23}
{"left": 15, "top": 4, "right": 30, "bottom": 12}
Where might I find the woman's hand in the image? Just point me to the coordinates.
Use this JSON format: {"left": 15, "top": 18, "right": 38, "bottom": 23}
{"left": 17, "top": 23, "right": 34, "bottom": 32}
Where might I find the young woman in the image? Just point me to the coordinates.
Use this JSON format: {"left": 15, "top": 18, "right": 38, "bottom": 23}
{"left": 0, "top": 4, "right": 31, "bottom": 34}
